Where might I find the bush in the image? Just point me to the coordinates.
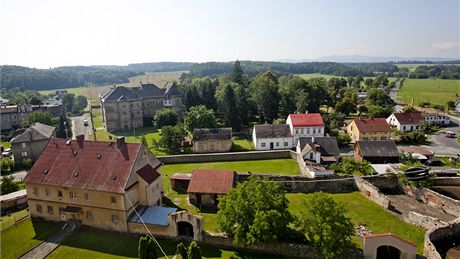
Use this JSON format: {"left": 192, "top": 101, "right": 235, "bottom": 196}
{"left": 331, "top": 157, "right": 374, "bottom": 176}
{"left": 153, "top": 109, "right": 178, "bottom": 129}
{"left": 22, "top": 159, "right": 33, "bottom": 170}
{"left": 0, "top": 157, "right": 15, "bottom": 175}
{"left": 1, "top": 175, "right": 19, "bottom": 195}
{"left": 399, "top": 131, "right": 427, "bottom": 144}
{"left": 336, "top": 132, "right": 351, "bottom": 146}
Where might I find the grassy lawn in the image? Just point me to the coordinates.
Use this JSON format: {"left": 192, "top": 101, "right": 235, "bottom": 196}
{"left": 287, "top": 192, "right": 426, "bottom": 253}
{"left": 1, "top": 142, "right": 11, "bottom": 149}
{"left": 0, "top": 219, "right": 60, "bottom": 259}
{"left": 0, "top": 208, "right": 29, "bottom": 229}
{"left": 397, "top": 78, "right": 460, "bottom": 105}
{"left": 231, "top": 139, "right": 254, "bottom": 151}
{"left": 48, "top": 228, "right": 294, "bottom": 259}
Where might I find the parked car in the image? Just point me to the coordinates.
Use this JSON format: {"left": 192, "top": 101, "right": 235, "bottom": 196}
{"left": 445, "top": 131, "right": 456, "bottom": 138}
{"left": 2, "top": 148, "right": 12, "bottom": 157}
{"left": 83, "top": 119, "right": 89, "bottom": 126}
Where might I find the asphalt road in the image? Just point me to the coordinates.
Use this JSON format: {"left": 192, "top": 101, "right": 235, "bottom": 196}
{"left": 0, "top": 170, "right": 27, "bottom": 183}
{"left": 422, "top": 115, "right": 460, "bottom": 156}
{"left": 70, "top": 113, "right": 93, "bottom": 140}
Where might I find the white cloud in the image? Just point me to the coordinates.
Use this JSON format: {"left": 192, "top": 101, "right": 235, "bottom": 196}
{"left": 431, "top": 41, "right": 460, "bottom": 50}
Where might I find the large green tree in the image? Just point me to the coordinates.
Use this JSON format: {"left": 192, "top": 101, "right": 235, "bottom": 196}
{"left": 232, "top": 60, "right": 246, "bottom": 86}
{"left": 217, "top": 176, "right": 292, "bottom": 245}
{"left": 160, "top": 125, "right": 186, "bottom": 154}
{"left": 153, "top": 109, "right": 178, "bottom": 128}
{"left": 367, "top": 88, "right": 393, "bottom": 106}
{"left": 184, "top": 105, "right": 218, "bottom": 132}
{"left": 249, "top": 72, "right": 280, "bottom": 123}
{"left": 335, "top": 90, "right": 357, "bottom": 116}
{"left": 1, "top": 175, "right": 19, "bottom": 195}
{"left": 295, "top": 192, "right": 355, "bottom": 259}
{"left": 219, "top": 84, "right": 240, "bottom": 131}
{"left": 22, "top": 111, "right": 58, "bottom": 127}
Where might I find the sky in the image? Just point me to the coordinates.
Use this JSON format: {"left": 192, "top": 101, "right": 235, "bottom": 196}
{"left": 1, "top": 0, "right": 459, "bottom": 68}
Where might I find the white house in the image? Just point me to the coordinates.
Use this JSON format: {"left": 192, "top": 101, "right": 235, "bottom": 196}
{"left": 296, "top": 137, "right": 340, "bottom": 164}
{"left": 286, "top": 113, "right": 325, "bottom": 144}
{"left": 386, "top": 112, "right": 424, "bottom": 132}
{"left": 423, "top": 113, "right": 450, "bottom": 126}
{"left": 252, "top": 124, "right": 293, "bottom": 150}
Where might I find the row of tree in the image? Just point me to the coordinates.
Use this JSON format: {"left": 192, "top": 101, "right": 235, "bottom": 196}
{"left": 408, "top": 65, "right": 460, "bottom": 79}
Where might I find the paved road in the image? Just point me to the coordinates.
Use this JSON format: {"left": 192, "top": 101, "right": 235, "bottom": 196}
{"left": 0, "top": 170, "right": 27, "bottom": 183}
{"left": 389, "top": 79, "right": 401, "bottom": 103}
{"left": 422, "top": 115, "right": 460, "bottom": 156}
{"left": 20, "top": 228, "right": 73, "bottom": 259}
{"left": 70, "top": 113, "right": 93, "bottom": 140}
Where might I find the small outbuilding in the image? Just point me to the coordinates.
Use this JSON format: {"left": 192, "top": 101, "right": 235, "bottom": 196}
{"left": 354, "top": 140, "right": 399, "bottom": 164}
{"left": 364, "top": 233, "right": 416, "bottom": 259}
{"left": 187, "top": 170, "right": 236, "bottom": 208}
{"left": 192, "top": 128, "right": 232, "bottom": 153}
{"left": 170, "top": 173, "right": 192, "bottom": 193}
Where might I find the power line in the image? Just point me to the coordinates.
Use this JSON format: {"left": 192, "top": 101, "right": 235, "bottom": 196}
{"left": 116, "top": 181, "right": 169, "bottom": 259}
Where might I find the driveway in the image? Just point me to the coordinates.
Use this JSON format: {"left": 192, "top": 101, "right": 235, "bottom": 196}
{"left": 70, "top": 113, "right": 93, "bottom": 140}
{"left": 422, "top": 115, "right": 460, "bottom": 156}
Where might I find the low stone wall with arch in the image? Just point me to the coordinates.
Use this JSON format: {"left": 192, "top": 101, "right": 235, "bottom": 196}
{"left": 363, "top": 233, "right": 416, "bottom": 259}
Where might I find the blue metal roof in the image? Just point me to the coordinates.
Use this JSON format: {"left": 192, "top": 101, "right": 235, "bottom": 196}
{"left": 130, "top": 206, "right": 177, "bottom": 226}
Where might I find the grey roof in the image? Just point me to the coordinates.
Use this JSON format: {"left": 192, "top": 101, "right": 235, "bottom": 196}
{"left": 254, "top": 124, "right": 292, "bottom": 139}
{"left": 193, "top": 128, "right": 232, "bottom": 141}
{"left": 356, "top": 140, "right": 399, "bottom": 157}
{"left": 298, "top": 137, "right": 340, "bottom": 157}
{"left": 129, "top": 205, "right": 177, "bottom": 226}
{"left": 101, "top": 82, "right": 181, "bottom": 103}
{"left": 11, "top": 123, "right": 55, "bottom": 143}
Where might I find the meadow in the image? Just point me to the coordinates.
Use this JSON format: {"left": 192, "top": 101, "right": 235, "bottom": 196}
{"left": 397, "top": 78, "right": 459, "bottom": 105}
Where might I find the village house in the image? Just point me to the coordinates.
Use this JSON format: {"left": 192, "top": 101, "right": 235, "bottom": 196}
{"left": 10, "top": 122, "right": 55, "bottom": 164}
{"left": 100, "top": 82, "right": 185, "bottom": 132}
{"left": 286, "top": 113, "right": 325, "bottom": 143}
{"left": 23, "top": 136, "right": 203, "bottom": 240}
{"left": 346, "top": 118, "right": 392, "bottom": 143}
{"left": 386, "top": 112, "right": 424, "bottom": 132}
{"left": 187, "top": 170, "right": 236, "bottom": 208}
{"left": 422, "top": 113, "right": 450, "bottom": 126}
{"left": 192, "top": 128, "right": 232, "bottom": 153}
{"left": 296, "top": 136, "right": 340, "bottom": 164}
{"left": 354, "top": 140, "right": 399, "bottom": 164}
{"left": 252, "top": 124, "right": 293, "bottom": 150}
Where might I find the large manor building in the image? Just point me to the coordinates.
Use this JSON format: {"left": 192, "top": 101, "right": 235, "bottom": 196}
{"left": 100, "top": 82, "right": 185, "bottom": 132}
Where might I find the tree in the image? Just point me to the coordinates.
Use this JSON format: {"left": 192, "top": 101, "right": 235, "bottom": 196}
{"left": 402, "top": 106, "right": 417, "bottom": 113}
{"left": 62, "top": 93, "right": 75, "bottom": 112}
{"left": 367, "top": 88, "right": 393, "bottom": 106}
{"left": 364, "top": 78, "right": 374, "bottom": 88}
{"left": 346, "top": 77, "right": 355, "bottom": 88}
{"left": 217, "top": 176, "right": 292, "bottom": 245}
{"left": 160, "top": 125, "right": 186, "bottom": 154}
{"left": 331, "top": 157, "right": 374, "bottom": 176}
{"left": 278, "top": 75, "right": 308, "bottom": 117}
{"left": 367, "top": 105, "right": 394, "bottom": 118}
{"left": 73, "top": 95, "right": 88, "bottom": 114}
{"left": 249, "top": 72, "right": 280, "bottom": 123}
{"left": 138, "top": 235, "right": 158, "bottom": 259}
{"left": 373, "top": 74, "right": 389, "bottom": 87}
{"left": 354, "top": 76, "right": 364, "bottom": 88}
{"left": 0, "top": 158, "right": 15, "bottom": 175}
{"left": 154, "top": 109, "right": 178, "bottom": 129}
{"left": 357, "top": 105, "right": 368, "bottom": 116}
{"left": 22, "top": 158, "right": 33, "bottom": 169}
{"left": 220, "top": 84, "right": 240, "bottom": 131}
{"left": 1, "top": 175, "right": 19, "bottom": 195}
{"left": 22, "top": 111, "right": 57, "bottom": 127}
{"left": 184, "top": 105, "right": 218, "bottom": 132}
{"left": 335, "top": 90, "right": 357, "bottom": 116}
{"left": 177, "top": 243, "right": 188, "bottom": 259}
{"left": 447, "top": 100, "right": 456, "bottom": 111}
{"left": 187, "top": 241, "right": 201, "bottom": 259}
{"left": 232, "top": 60, "right": 246, "bottom": 86}
{"left": 295, "top": 192, "right": 355, "bottom": 259}
{"left": 295, "top": 91, "right": 309, "bottom": 113}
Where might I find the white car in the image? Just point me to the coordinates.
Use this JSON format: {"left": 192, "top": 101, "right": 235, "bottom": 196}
{"left": 2, "top": 148, "right": 12, "bottom": 157}
{"left": 83, "top": 119, "right": 89, "bottom": 126}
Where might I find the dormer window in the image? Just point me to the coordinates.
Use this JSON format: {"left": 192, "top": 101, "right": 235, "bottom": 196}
{"left": 163, "top": 100, "right": 172, "bottom": 107}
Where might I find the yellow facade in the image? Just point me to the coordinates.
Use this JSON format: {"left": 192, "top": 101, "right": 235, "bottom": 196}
{"left": 346, "top": 121, "right": 391, "bottom": 143}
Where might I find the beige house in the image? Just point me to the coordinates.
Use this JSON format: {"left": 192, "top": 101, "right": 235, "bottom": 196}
{"left": 346, "top": 118, "right": 392, "bottom": 143}
{"left": 100, "top": 82, "right": 185, "bottom": 132}
{"left": 10, "top": 122, "right": 55, "bottom": 164}
{"left": 24, "top": 136, "right": 203, "bottom": 239}
{"left": 192, "top": 128, "right": 232, "bottom": 153}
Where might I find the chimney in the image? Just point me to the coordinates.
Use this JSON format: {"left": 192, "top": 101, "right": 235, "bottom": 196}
{"left": 116, "top": 136, "right": 125, "bottom": 148}
{"left": 76, "top": 135, "right": 84, "bottom": 146}
{"left": 28, "top": 129, "right": 33, "bottom": 141}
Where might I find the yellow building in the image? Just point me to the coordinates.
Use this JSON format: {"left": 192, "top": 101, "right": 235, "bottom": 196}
{"left": 346, "top": 118, "right": 392, "bottom": 143}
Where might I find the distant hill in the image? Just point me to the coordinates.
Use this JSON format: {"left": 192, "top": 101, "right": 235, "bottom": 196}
{"left": 283, "top": 55, "right": 460, "bottom": 63}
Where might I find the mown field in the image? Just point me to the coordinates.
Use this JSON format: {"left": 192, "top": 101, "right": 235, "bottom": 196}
{"left": 397, "top": 78, "right": 459, "bottom": 105}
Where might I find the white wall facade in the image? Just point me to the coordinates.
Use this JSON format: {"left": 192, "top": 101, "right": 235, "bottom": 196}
{"left": 252, "top": 129, "right": 293, "bottom": 150}
{"left": 286, "top": 117, "right": 325, "bottom": 143}
{"left": 424, "top": 114, "right": 450, "bottom": 125}
{"left": 386, "top": 114, "right": 420, "bottom": 132}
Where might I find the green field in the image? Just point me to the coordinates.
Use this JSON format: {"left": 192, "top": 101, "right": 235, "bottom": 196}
{"left": 397, "top": 78, "right": 460, "bottom": 105}
{"left": 0, "top": 220, "right": 60, "bottom": 259}
{"left": 287, "top": 192, "right": 426, "bottom": 253}
{"left": 0, "top": 209, "right": 29, "bottom": 229}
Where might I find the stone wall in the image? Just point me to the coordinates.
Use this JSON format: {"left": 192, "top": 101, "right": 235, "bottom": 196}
{"left": 406, "top": 212, "right": 447, "bottom": 230}
{"left": 158, "top": 150, "right": 294, "bottom": 164}
{"left": 200, "top": 233, "right": 323, "bottom": 259}
{"left": 354, "top": 177, "right": 391, "bottom": 209}
{"left": 424, "top": 218, "right": 460, "bottom": 259}
{"left": 431, "top": 177, "right": 460, "bottom": 186}
{"left": 403, "top": 186, "right": 460, "bottom": 217}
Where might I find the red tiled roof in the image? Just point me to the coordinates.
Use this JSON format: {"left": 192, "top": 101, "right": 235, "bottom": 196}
{"left": 136, "top": 164, "right": 161, "bottom": 184}
{"left": 187, "top": 170, "right": 235, "bottom": 194}
{"left": 24, "top": 138, "right": 142, "bottom": 193}
{"left": 288, "top": 113, "right": 324, "bottom": 127}
{"left": 364, "top": 233, "right": 417, "bottom": 247}
{"left": 393, "top": 112, "right": 424, "bottom": 124}
{"left": 352, "top": 118, "right": 391, "bottom": 132}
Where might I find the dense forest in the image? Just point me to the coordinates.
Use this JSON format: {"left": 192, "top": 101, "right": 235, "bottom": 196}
{"left": 408, "top": 65, "right": 460, "bottom": 79}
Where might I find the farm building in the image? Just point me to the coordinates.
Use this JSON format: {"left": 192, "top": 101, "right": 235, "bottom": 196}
{"left": 354, "top": 140, "right": 399, "bottom": 164}
{"left": 187, "top": 170, "right": 236, "bottom": 208}
{"left": 192, "top": 128, "right": 232, "bottom": 153}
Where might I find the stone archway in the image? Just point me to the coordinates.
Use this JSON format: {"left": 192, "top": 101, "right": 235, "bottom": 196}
{"left": 377, "top": 245, "right": 402, "bottom": 259}
{"left": 177, "top": 221, "right": 194, "bottom": 238}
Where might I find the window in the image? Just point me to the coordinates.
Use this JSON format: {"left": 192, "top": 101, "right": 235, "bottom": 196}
{"left": 33, "top": 187, "right": 38, "bottom": 195}
{"left": 86, "top": 211, "right": 93, "bottom": 220}
{"left": 313, "top": 128, "right": 316, "bottom": 134}
{"left": 301, "top": 128, "right": 304, "bottom": 134}
{"left": 21, "top": 143, "right": 26, "bottom": 148}
{"left": 70, "top": 191, "right": 77, "bottom": 199}
{"left": 310, "top": 153, "right": 313, "bottom": 159}
{"left": 45, "top": 189, "right": 49, "bottom": 196}
{"left": 295, "top": 129, "right": 299, "bottom": 134}
{"left": 112, "top": 214, "right": 119, "bottom": 223}
{"left": 307, "top": 128, "right": 310, "bottom": 134}
{"left": 21, "top": 151, "right": 28, "bottom": 157}
{"left": 110, "top": 196, "right": 116, "bottom": 204}
{"left": 58, "top": 190, "right": 63, "bottom": 198}
{"left": 381, "top": 137, "right": 386, "bottom": 140}
{"left": 36, "top": 204, "right": 42, "bottom": 213}
{"left": 276, "top": 142, "right": 279, "bottom": 147}
{"left": 403, "top": 126, "right": 406, "bottom": 130}
{"left": 284, "top": 142, "right": 288, "bottom": 147}
{"left": 47, "top": 205, "right": 53, "bottom": 214}
{"left": 261, "top": 143, "right": 266, "bottom": 148}
{"left": 318, "top": 128, "right": 321, "bottom": 134}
